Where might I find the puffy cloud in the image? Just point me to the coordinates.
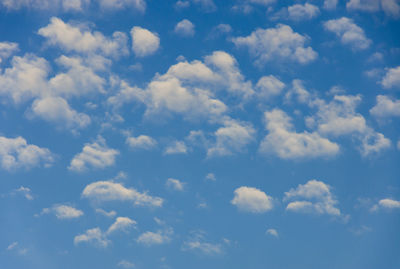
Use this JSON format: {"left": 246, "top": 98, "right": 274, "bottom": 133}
{"left": 371, "top": 198, "right": 400, "bottom": 211}
{"left": 284, "top": 180, "right": 341, "bottom": 216}
{"left": 107, "top": 217, "right": 137, "bottom": 234}
{"left": 274, "top": 3, "right": 320, "bottom": 21}
{"left": 284, "top": 79, "right": 311, "bottom": 104}
{"left": 99, "top": 0, "right": 146, "bottom": 12}
{"left": 130, "top": 26, "right": 160, "bottom": 57}
{"left": 0, "top": 54, "right": 49, "bottom": 104}
{"left": 266, "top": 228, "right": 278, "bottom": 237}
{"left": 69, "top": 136, "right": 119, "bottom": 172}
{"left": 0, "top": 41, "right": 18, "bottom": 62}
{"left": 207, "top": 119, "right": 255, "bottom": 157}
{"left": 74, "top": 227, "right": 110, "bottom": 248}
{"left": 0, "top": 136, "right": 54, "bottom": 171}
{"left": 381, "top": 66, "right": 400, "bottom": 89}
{"left": 231, "top": 186, "right": 273, "bottom": 213}
{"left": 232, "top": 24, "right": 317, "bottom": 65}
{"left": 82, "top": 180, "right": 163, "bottom": 207}
{"left": 259, "top": 109, "right": 339, "bottom": 159}
{"left": 256, "top": 75, "right": 285, "bottom": 99}
{"left": 166, "top": 178, "right": 185, "bottom": 191}
{"left": 174, "top": 19, "right": 195, "bottom": 37}
{"left": 31, "top": 97, "right": 91, "bottom": 129}
{"left": 370, "top": 95, "right": 400, "bottom": 117}
{"left": 137, "top": 228, "right": 173, "bottom": 246}
{"left": 360, "top": 132, "right": 391, "bottom": 157}
{"left": 324, "top": 17, "right": 371, "bottom": 50}
{"left": 347, "top": 0, "right": 400, "bottom": 18}
{"left": 182, "top": 232, "right": 222, "bottom": 255}
{"left": 41, "top": 204, "right": 84, "bottom": 219}
{"left": 38, "top": 17, "right": 129, "bottom": 57}
{"left": 164, "top": 141, "right": 188, "bottom": 155}
{"left": 95, "top": 208, "right": 117, "bottom": 218}
{"left": 126, "top": 135, "right": 157, "bottom": 150}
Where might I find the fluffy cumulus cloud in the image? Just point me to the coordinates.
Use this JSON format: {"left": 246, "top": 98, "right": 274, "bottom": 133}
{"left": 69, "top": 136, "right": 119, "bottom": 172}
{"left": 41, "top": 204, "right": 84, "bottom": 219}
{"left": 130, "top": 26, "right": 160, "bottom": 57}
{"left": 164, "top": 141, "right": 188, "bottom": 155}
{"left": 232, "top": 24, "right": 317, "bottom": 65}
{"left": 0, "top": 136, "right": 54, "bottom": 171}
{"left": 74, "top": 227, "right": 110, "bottom": 248}
{"left": 166, "top": 178, "right": 185, "bottom": 191}
{"left": 371, "top": 198, "right": 400, "bottom": 211}
{"left": 82, "top": 180, "right": 163, "bottom": 207}
{"left": 174, "top": 19, "right": 195, "bottom": 37}
{"left": 38, "top": 17, "right": 129, "bottom": 57}
{"left": 137, "top": 228, "right": 173, "bottom": 246}
{"left": 347, "top": 0, "right": 400, "bottom": 18}
{"left": 107, "top": 217, "right": 137, "bottom": 234}
{"left": 108, "top": 51, "right": 253, "bottom": 123}
{"left": 324, "top": 17, "right": 371, "bottom": 50}
{"left": 207, "top": 119, "right": 255, "bottom": 157}
{"left": 231, "top": 186, "right": 273, "bottom": 213}
{"left": 273, "top": 3, "right": 320, "bottom": 21}
{"left": 370, "top": 95, "right": 400, "bottom": 117}
{"left": 259, "top": 109, "right": 339, "bottom": 160}
{"left": 0, "top": 41, "right": 18, "bottom": 62}
{"left": 126, "top": 135, "right": 157, "bottom": 150}
{"left": 381, "top": 66, "right": 400, "bottom": 89}
{"left": 284, "top": 180, "right": 341, "bottom": 216}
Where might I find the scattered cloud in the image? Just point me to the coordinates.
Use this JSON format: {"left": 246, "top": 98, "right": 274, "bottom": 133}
{"left": 166, "top": 178, "right": 185, "bottom": 191}
{"left": 40, "top": 204, "right": 84, "bottom": 219}
{"left": 164, "top": 141, "right": 188, "bottom": 155}
{"left": 174, "top": 19, "right": 195, "bottom": 37}
{"left": 231, "top": 186, "right": 273, "bottom": 213}
{"left": 381, "top": 66, "right": 400, "bottom": 89}
{"left": 107, "top": 217, "right": 137, "bottom": 234}
{"left": 266, "top": 228, "right": 278, "bottom": 237}
{"left": 347, "top": 0, "right": 400, "bottom": 18}
{"left": 74, "top": 227, "right": 110, "bottom": 248}
{"left": 130, "top": 26, "right": 160, "bottom": 57}
{"left": 126, "top": 135, "right": 157, "bottom": 150}
{"left": 371, "top": 198, "right": 400, "bottom": 211}
{"left": 182, "top": 231, "right": 223, "bottom": 255}
{"left": 370, "top": 95, "right": 400, "bottom": 117}
{"left": 137, "top": 228, "right": 173, "bottom": 246}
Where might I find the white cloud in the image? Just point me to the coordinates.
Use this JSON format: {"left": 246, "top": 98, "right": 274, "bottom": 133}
{"left": 0, "top": 41, "right": 18, "bottom": 63}
{"left": 31, "top": 97, "right": 91, "bottom": 130}
{"left": 266, "top": 228, "right": 278, "bottom": 237}
{"left": 130, "top": 26, "right": 160, "bottom": 57}
{"left": 126, "top": 135, "right": 157, "bottom": 150}
{"left": 284, "top": 79, "right": 311, "bottom": 104}
{"left": 13, "top": 186, "right": 34, "bottom": 200}
{"left": 0, "top": 136, "right": 54, "bottom": 171}
{"left": 232, "top": 24, "right": 317, "bottom": 65}
{"left": 118, "top": 260, "right": 135, "bottom": 268}
{"left": 381, "top": 66, "right": 400, "bottom": 89}
{"left": 182, "top": 232, "right": 222, "bottom": 255}
{"left": 137, "top": 228, "right": 173, "bottom": 246}
{"left": 371, "top": 198, "right": 400, "bottom": 211}
{"left": 164, "top": 141, "right": 188, "bottom": 155}
{"left": 0, "top": 54, "right": 49, "bottom": 104}
{"left": 284, "top": 180, "right": 341, "bottom": 216}
{"left": 99, "top": 0, "right": 146, "bottom": 12}
{"left": 82, "top": 180, "right": 163, "bottom": 207}
{"left": 370, "top": 95, "right": 400, "bottom": 117}
{"left": 360, "top": 132, "right": 391, "bottom": 157}
{"left": 107, "top": 217, "right": 137, "bottom": 234}
{"left": 205, "top": 173, "right": 216, "bottom": 181}
{"left": 41, "top": 204, "right": 84, "bottom": 219}
{"left": 324, "top": 17, "right": 371, "bottom": 50}
{"left": 347, "top": 0, "right": 400, "bottom": 18}
{"left": 256, "top": 75, "right": 285, "bottom": 99}
{"left": 74, "top": 227, "right": 110, "bottom": 248}
{"left": 0, "top": 0, "right": 90, "bottom": 11}
{"left": 231, "top": 186, "right": 273, "bottom": 213}
{"left": 174, "top": 19, "right": 195, "bottom": 37}
{"left": 259, "top": 109, "right": 339, "bottom": 159}
{"left": 6, "top": 241, "right": 18, "bottom": 251}
{"left": 166, "top": 178, "right": 185, "bottom": 191}
{"left": 95, "top": 208, "right": 117, "bottom": 218}
{"left": 191, "top": 0, "right": 216, "bottom": 12}
{"left": 69, "top": 136, "right": 119, "bottom": 172}
{"left": 38, "top": 17, "right": 129, "bottom": 57}
{"left": 274, "top": 3, "right": 320, "bottom": 21}
{"left": 208, "top": 119, "right": 255, "bottom": 157}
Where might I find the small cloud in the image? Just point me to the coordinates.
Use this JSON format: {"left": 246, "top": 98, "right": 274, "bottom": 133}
{"left": 266, "top": 228, "right": 279, "bottom": 238}
{"left": 118, "top": 260, "right": 135, "bottom": 268}
{"left": 174, "top": 19, "right": 195, "bottom": 37}
{"left": 205, "top": 173, "right": 216, "bottom": 181}
{"left": 166, "top": 178, "right": 185, "bottom": 191}
{"left": 164, "top": 141, "right": 187, "bottom": 155}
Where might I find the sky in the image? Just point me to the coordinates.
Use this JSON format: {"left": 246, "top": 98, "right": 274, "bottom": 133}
{"left": 0, "top": 0, "right": 400, "bottom": 268}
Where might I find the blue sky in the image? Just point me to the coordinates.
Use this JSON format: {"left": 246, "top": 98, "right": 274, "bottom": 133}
{"left": 0, "top": 0, "right": 400, "bottom": 268}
